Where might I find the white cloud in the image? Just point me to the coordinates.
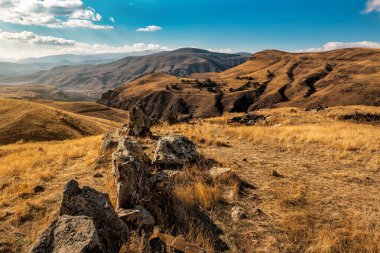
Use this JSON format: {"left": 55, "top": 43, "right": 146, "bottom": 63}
{"left": 364, "top": 0, "right": 380, "bottom": 13}
{"left": 109, "top": 17, "right": 115, "bottom": 23}
{"left": 208, "top": 48, "right": 233, "bottom": 53}
{"left": 0, "top": 0, "right": 113, "bottom": 29}
{"left": 137, "top": 25, "right": 162, "bottom": 32}
{"left": 0, "top": 30, "right": 167, "bottom": 58}
{"left": 0, "top": 30, "right": 77, "bottom": 46}
{"left": 297, "top": 41, "right": 380, "bottom": 52}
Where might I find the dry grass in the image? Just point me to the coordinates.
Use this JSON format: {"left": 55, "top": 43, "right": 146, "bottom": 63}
{"left": 172, "top": 169, "right": 220, "bottom": 210}
{"left": 1, "top": 104, "right": 379, "bottom": 252}
{"left": 153, "top": 106, "right": 380, "bottom": 252}
{"left": 0, "top": 135, "right": 115, "bottom": 252}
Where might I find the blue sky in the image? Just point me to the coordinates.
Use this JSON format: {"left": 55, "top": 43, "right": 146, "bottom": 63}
{"left": 0, "top": 0, "right": 380, "bottom": 58}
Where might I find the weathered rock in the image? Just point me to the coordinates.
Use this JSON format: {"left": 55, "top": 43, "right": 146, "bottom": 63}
{"left": 149, "top": 232, "right": 206, "bottom": 253}
{"left": 272, "top": 170, "right": 283, "bottom": 178}
{"left": 228, "top": 113, "right": 267, "bottom": 126}
{"left": 59, "top": 180, "right": 128, "bottom": 253}
{"left": 117, "top": 205, "right": 155, "bottom": 227}
{"left": 112, "top": 137, "right": 149, "bottom": 208}
{"left": 100, "top": 130, "right": 123, "bottom": 153}
{"left": 127, "top": 106, "right": 152, "bottom": 137}
{"left": 31, "top": 215, "right": 103, "bottom": 253}
{"left": 149, "top": 170, "right": 182, "bottom": 184}
{"left": 152, "top": 135, "right": 198, "bottom": 167}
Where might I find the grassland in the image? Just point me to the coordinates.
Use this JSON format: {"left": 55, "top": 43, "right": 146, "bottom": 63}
{"left": 0, "top": 105, "right": 379, "bottom": 252}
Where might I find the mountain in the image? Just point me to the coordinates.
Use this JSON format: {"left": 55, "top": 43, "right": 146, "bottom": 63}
{"left": 0, "top": 51, "right": 159, "bottom": 77}
{"left": 17, "top": 51, "right": 157, "bottom": 65}
{"left": 0, "top": 48, "right": 250, "bottom": 99}
{"left": 98, "top": 48, "right": 380, "bottom": 120}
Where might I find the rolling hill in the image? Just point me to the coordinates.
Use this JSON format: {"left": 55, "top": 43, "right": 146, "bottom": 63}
{"left": 0, "top": 98, "right": 122, "bottom": 145}
{"left": 0, "top": 48, "right": 250, "bottom": 100}
{"left": 99, "top": 48, "right": 380, "bottom": 119}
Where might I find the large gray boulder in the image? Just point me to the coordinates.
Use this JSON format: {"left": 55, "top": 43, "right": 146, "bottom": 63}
{"left": 127, "top": 105, "right": 152, "bottom": 137}
{"left": 31, "top": 215, "right": 103, "bottom": 253}
{"left": 31, "top": 180, "right": 128, "bottom": 253}
{"left": 152, "top": 135, "right": 198, "bottom": 167}
{"left": 112, "top": 137, "right": 150, "bottom": 208}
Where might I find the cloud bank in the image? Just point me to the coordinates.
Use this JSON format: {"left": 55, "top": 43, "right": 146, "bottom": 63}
{"left": 297, "top": 41, "right": 380, "bottom": 52}
{"left": 0, "top": 0, "right": 113, "bottom": 29}
{"left": 0, "top": 30, "right": 167, "bottom": 58}
{"left": 364, "top": 0, "right": 380, "bottom": 13}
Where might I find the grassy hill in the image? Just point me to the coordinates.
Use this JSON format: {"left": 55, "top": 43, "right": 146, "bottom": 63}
{"left": 0, "top": 98, "right": 121, "bottom": 145}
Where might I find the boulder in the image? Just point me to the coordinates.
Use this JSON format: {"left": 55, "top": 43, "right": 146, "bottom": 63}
{"left": 32, "top": 180, "right": 128, "bottom": 253}
{"left": 117, "top": 205, "right": 155, "bottom": 227}
{"left": 127, "top": 106, "right": 152, "bottom": 137}
{"left": 152, "top": 135, "right": 198, "bottom": 167}
{"left": 31, "top": 215, "right": 103, "bottom": 253}
{"left": 112, "top": 137, "right": 150, "bottom": 208}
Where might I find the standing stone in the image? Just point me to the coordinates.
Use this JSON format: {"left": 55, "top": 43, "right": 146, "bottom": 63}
{"left": 127, "top": 105, "right": 152, "bottom": 137}
{"left": 112, "top": 137, "right": 149, "bottom": 208}
{"left": 152, "top": 135, "right": 198, "bottom": 167}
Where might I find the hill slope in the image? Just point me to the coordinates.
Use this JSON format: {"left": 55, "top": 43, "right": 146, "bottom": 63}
{"left": 0, "top": 48, "right": 249, "bottom": 99}
{"left": 99, "top": 48, "right": 380, "bottom": 119}
{"left": 0, "top": 98, "right": 120, "bottom": 145}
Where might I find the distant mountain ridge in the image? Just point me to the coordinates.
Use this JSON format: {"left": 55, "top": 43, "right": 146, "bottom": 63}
{"left": 0, "top": 48, "right": 250, "bottom": 99}
{"left": 0, "top": 51, "right": 160, "bottom": 77}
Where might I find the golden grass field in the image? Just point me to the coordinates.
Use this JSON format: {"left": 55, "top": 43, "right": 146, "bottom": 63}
{"left": 0, "top": 103, "right": 379, "bottom": 252}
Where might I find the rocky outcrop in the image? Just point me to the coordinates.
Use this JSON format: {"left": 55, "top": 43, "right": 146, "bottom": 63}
{"left": 112, "top": 137, "right": 150, "bottom": 208}
{"left": 32, "top": 180, "right": 128, "bottom": 253}
{"left": 152, "top": 135, "right": 198, "bottom": 167}
{"left": 127, "top": 106, "right": 152, "bottom": 137}
{"left": 228, "top": 113, "right": 267, "bottom": 125}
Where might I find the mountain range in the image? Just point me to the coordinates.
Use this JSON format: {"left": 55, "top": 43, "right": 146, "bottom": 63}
{"left": 0, "top": 48, "right": 250, "bottom": 99}
{"left": 0, "top": 51, "right": 160, "bottom": 76}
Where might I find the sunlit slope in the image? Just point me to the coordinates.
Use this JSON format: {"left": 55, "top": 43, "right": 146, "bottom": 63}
{"left": 0, "top": 98, "right": 119, "bottom": 145}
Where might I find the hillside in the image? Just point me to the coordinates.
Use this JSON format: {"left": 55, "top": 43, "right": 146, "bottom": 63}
{"left": 33, "top": 100, "right": 129, "bottom": 124}
{"left": 0, "top": 105, "right": 379, "bottom": 252}
{"left": 99, "top": 48, "right": 380, "bottom": 119}
{"left": 0, "top": 98, "right": 121, "bottom": 145}
{"left": 0, "top": 48, "right": 249, "bottom": 99}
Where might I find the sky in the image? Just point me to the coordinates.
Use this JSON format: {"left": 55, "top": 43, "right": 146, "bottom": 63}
{"left": 1, "top": 0, "right": 380, "bottom": 59}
